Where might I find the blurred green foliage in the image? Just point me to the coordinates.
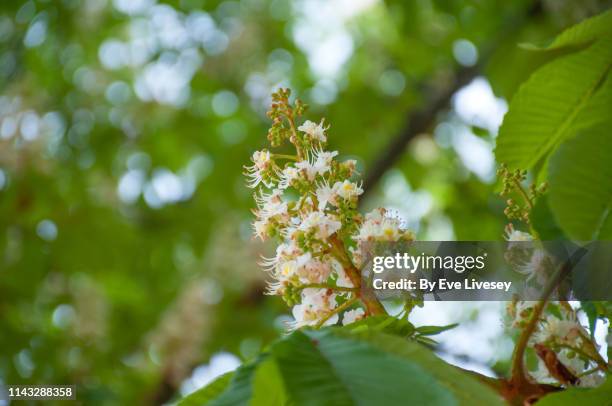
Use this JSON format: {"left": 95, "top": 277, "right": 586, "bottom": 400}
{"left": 0, "top": 0, "right": 610, "bottom": 404}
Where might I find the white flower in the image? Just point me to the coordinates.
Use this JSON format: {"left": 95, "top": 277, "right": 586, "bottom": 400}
{"left": 505, "top": 225, "right": 533, "bottom": 242}
{"left": 260, "top": 242, "right": 301, "bottom": 272}
{"left": 516, "top": 249, "right": 551, "bottom": 285}
{"left": 294, "top": 150, "right": 337, "bottom": 181}
{"left": 355, "top": 209, "right": 405, "bottom": 242}
{"left": 253, "top": 150, "right": 271, "bottom": 169}
{"left": 277, "top": 253, "right": 312, "bottom": 279}
{"left": 255, "top": 189, "right": 288, "bottom": 218}
{"left": 295, "top": 160, "right": 318, "bottom": 181}
{"left": 252, "top": 218, "right": 272, "bottom": 241}
{"left": 379, "top": 219, "right": 401, "bottom": 240}
{"left": 299, "top": 211, "right": 342, "bottom": 239}
{"left": 314, "top": 150, "right": 337, "bottom": 171}
{"left": 266, "top": 253, "right": 312, "bottom": 295}
{"left": 297, "top": 257, "right": 333, "bottom": 284}
{"left": 315, "top": 182, "right": 337, "bottom": 210}
{"left": 365, "top": 208, "right": 385, "bottom": 221}
{"left": 334, "top": 180, "right": 363, "bottom": 201}
{"left": 252, "top": 189, "right": 290, "bottom": 238}
{"left": 279, "top": 166, "right": 299, "bottom": 189}
{"left": 342, "top": 308, "right": 365, "bottom": 325}
{"left": 298, "top": 119, "right": 327, "bottom": 142}
{"left": 278, "top": 260, "right": 299, "bottom": 279}
{"left": 245, "top": 150, "right": 274, "bottom": 188}
{"left": 534, "top": 314, "right": 583, "bottom": 345}
{"left": 579, "top": 372, "right": 605, "bottom": 388}
{"left": 291, "top": 288, "right": 338, "bottom": 328}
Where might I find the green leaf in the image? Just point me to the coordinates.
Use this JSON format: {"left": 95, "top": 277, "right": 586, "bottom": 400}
{"left": 495, "top": 36, "right": 612, "bottom": 170}
{"left": 347, "top": 315, "right": 415, "bottom": 337}
{"left": 250, "top": 358, "right": 289, "bottom": 406}
{"left": 548, "top": 124, "right": 612, "bottom": 240}
{"left": 416, "top": 323, "right": 459, "bottom": 336}
{"left": 271, "top": 329, "right": 504, "bottom": 406}
{"left": 336, "top": 329, "right": 505, "bottom": 406}
{"left": 571, "top": 70, "right": 612, "bottom": 132}
{"left": 537, "top": 376, "right": 612, "bottom": 405}
{"left": 177, "top": 372, "right": 234, "bottom": 406}
{"left": 178, "top": 327, "right": 505, "bottom": 406}
{"left": 531, "top": 195, "right": 566, "bottom": 240}
{"left": 207, "top": 359, "right": 262, "bottom": 406}
{"left": 271, "top": 331, "right": 359, "bottom": 406}
{"left": 542, "top": 9, "right": 612, "bottom": 50}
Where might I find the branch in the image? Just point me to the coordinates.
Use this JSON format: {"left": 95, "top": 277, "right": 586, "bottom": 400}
{"left": 362, "top": 64, "right": 479, "bottom": 197}
{"left": 361, "top": 1, "right": 543, "bottom": 196}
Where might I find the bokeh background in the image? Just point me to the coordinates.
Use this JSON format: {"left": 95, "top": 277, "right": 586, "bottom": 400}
{"left": 1, "top": 0, "right": 610, "bottom": 404}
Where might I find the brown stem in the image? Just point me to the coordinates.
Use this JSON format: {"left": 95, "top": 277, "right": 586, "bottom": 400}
{"left": 510, "top": 300, "right": 546, "bottom": 389}
{"left": 329, "top": 236, "right": 387, "bottom": 316}
{"left": 359, "top": 284, "right": 387, "bottom": 316}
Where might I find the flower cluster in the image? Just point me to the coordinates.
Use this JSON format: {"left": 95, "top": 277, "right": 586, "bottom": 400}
{"left": 507, "top": 299, "right": 606, "bottom": 387}
{"left": 499, "top": 179, "right": 608, "bottom": 388}
{"left": 246, "top": 89, "right": 413, "bottom": 328}
{"left": 497, "top": 164, "right": 547, "bottom": 224}
{"left": 503, "top": 216, "right": 606, "bottom": 388}
{"left": 533, "top": 309, "right": 606, "bottom": 387}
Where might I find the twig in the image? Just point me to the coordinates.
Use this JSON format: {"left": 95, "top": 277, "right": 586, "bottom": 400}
{"left": 273, "top": 154, "right": 298, "bottom": 161}
{"left": 316, "top": 296, "right": 358, "bottom": 328}
{"left": 577, "top": 366, "right": 602, "bottom": 378}
{"left": 295, "top": 283, "right": 358, "bottom": 293}
{"left": 513, "top": 178, "right": 534, "bottom": 210}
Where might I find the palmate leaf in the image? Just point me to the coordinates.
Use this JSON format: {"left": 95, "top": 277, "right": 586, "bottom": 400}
{"left": 548, "top": 124, "right": 612, "bottom": 240}
{"left": 495, "top": 35, "right": 612, "bottom": 171}
{"left": 179, "top": 327, "right": 505, "bottom": 406}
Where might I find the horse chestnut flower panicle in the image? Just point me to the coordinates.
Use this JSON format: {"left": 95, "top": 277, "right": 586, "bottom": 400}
{"left": 245, "top": 89, "right": 414, "bottom": 329}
